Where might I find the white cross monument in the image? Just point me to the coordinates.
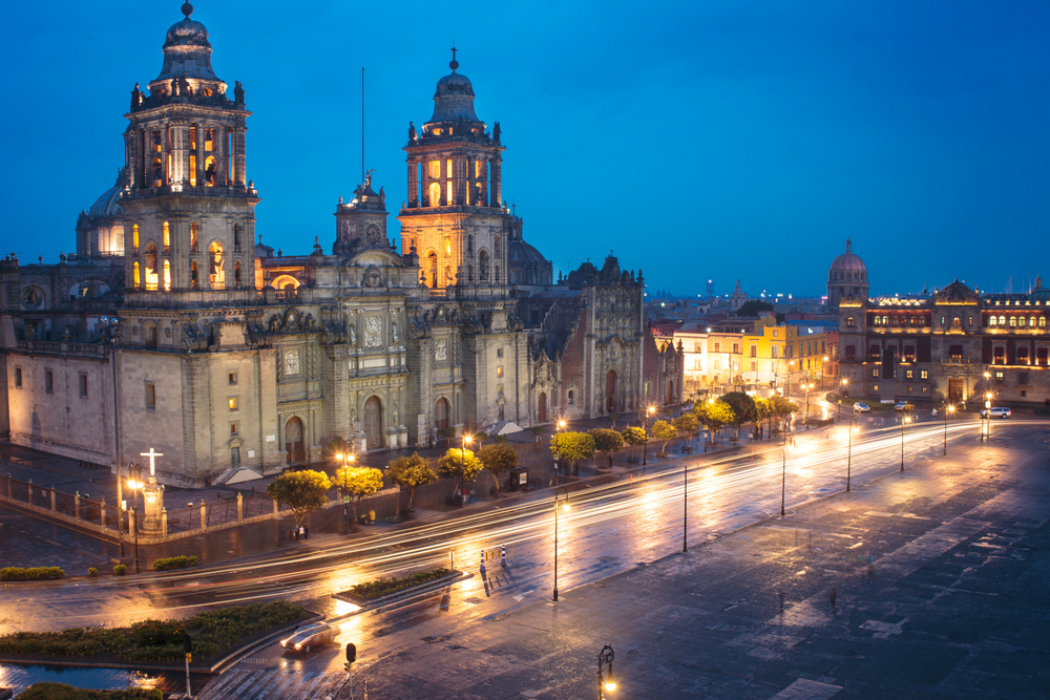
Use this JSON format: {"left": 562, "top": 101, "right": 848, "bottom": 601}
{"left": 139, "top": 447, "right": 166, "bottom": 535}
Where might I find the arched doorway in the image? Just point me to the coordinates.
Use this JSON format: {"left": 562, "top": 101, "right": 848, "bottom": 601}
{"left": 426, "top": 251, "right": 438, "bottom": 288}
{"left": 538, "top": 392, "right": 548, "bottom": 423}
{"left": 363, "top": 396, "right": 383, "bottom": 450}
{"left": 606, "top": 370, "right": 617, "bottom": 412}
{"left": 666, "top": 380, "right": 674, "bottom": 404}
{"left": 285, "top": 417, "right": 304, "bottom": 464}
{"left": 435, "top": 397, "right": 450, "bottom": 430}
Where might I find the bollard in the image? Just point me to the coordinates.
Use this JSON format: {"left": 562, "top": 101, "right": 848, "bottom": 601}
{"left": 479, "top": 550, "right": 486, "bottom": 577}
{"left": 100, "top": 498, "right": 107, "bottom": 529}
{"left": 75, "top": 491, "right": 81, "bottom": 519}
{"left": 501, "top": 544, "right": 507, "bottom": 568}
{"left": 449, "top": 550, "right": 455, "bottom": 572}
{"left": 237, "top": 492, "right": 244, "bottom": 521}
{"left": 50, "top": 487, "right": 56, "bottom": 511}
{"left": 200, "top": 502, "right": 207, "bottom": 530}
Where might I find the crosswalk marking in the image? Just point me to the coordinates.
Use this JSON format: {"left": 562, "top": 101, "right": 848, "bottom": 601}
{"left": 198, "top": 668, "right": 349, "bottom": 699}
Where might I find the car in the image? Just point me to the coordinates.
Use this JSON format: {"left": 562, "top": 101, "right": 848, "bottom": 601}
{"left": 894, "top": 401, "right": 914, "bottom": 412}
{"left": 979, "top": 407, "right": 1011, "bottom": 419}
{"left": 853, "top": 402, "right": 871, "bottom": 413}
{"left": 280, "top": 622, "right": 340, "bottom": 653}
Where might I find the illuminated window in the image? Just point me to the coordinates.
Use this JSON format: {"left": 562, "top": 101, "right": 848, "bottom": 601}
{"left": 190, "top": 126, "right": 197, "bottom": 150}
{"left": 144, "top": 243, "right": 158, "bottom": 290}
{"left": 989, "top": 316, "right": 997, "bottom": 327}
{"left": 922, "top": 386, "right": 928, "bottom": 393}
{"left": 447, "top": 182, "right": 453, "bottom": 205}
{"left": 429, "top": 161, "right": 441, "bottom": 179}
{"left": 906, "top": 370, "right": 913, "bottom": 379}
{"left": 145, "top": 382, "right": 156, "bottom": 410}
{"left": 190, "top": 222, "right": 199, "bottom": 252}
{"left": 228, "top": 397, "right": 238, "bottom": 411}
{"left": 234, "top": 260, "right": 242, "bottom": 287}
{"left": 1018, "top": 316, "right": 1027, "bottom": 328}
{"left": 873, "top": 384, "right": 879, "bottom": 392}
{"left": 132, "top": 224, "right": 140, "bottom": 251}
{"left": 1009, "top": 316, "right": 1017, "bottom": 328}
{"left": 153, "top": 130, "right": 163, "bottom": 153}
{"left": 1040, "top": 317, "right": 1046, "bottom": 328}
{"left": 205, "top": 129, "right": 215, "bottom": 152}
{"left": 428, "top": 182, "right": 441, "bottom": 207}
{"left": 446, "top": 159, "right": 453, "bottom": 178}
{"left": 133, "top": 262, "right": 141, "bottom": 288}
{"left": 190, "top": 261, "right": 199, "bottom": 289}
{"left": 998, "top": 315, "right": 1006, "bottom": 326}
{"left": 872, "top": 368, "right": 879, "bottom": 378}
{"left": 475, "top": 160, "right": 483, "bottom": 178}
{"left": 163, "top": 260, "right": 171, "bottom": 291}
{"left": 873, "top": 316, "right": 881, "bottom": 326}
{"left": 881, "top": 315, "right": 888, "bottom": 325}
{"left": 994, "top": 371, "right": 1004, "bottom": 383}
{"left": 209, "top": 242, "right": 225, "bottom": 289}
{"left": 952, "top": 317, "right": 960, "bottom": 328}
{"left": 921, "top": 370, "right": 928, "bottom": 379}
{"left": 497, "top": 366, "right": 504, "bottom": 378}
{"left": 846, "top": 317, "right": 855, "bottom": 328}
{"left": 204, "top": 156, "right": 217, "bottom": 186}
{"left": 162, "top": 222, "right": 170, "bottom": 252}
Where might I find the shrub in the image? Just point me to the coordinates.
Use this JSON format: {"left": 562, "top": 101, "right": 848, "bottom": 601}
{"left": 152, "top": 555, "right": 199, "bottom": 572}
{"left": 349, "top": 568, "right": 451, "bottom": 600}
{"left": 0, "top": 566, "right": 65, "bottom": 581}
{"left": 114, "top": 564, "right": 127, "bottom": 576}
{"left": 88, "top": 568, "right": 98, "bottom": 577}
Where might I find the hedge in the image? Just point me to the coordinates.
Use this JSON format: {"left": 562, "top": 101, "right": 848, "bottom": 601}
{"left": 0, "top": 566, "right": 65, "bottom": 581}
{"left": 349, "top": 568, "right": 451, "bottom": 600}
{"left": 0, "top": 600, "right": 305, "bottom": 662}
{"left": 153, "top": 555, "right": 199, "bottom": 571}
{"left": 18, "top": 684, "right": 162, "bottom": 700}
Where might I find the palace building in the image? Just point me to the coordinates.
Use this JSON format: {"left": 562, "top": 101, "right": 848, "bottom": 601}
{"left": 0, "top": 4, "right": 681, "bottom": 486}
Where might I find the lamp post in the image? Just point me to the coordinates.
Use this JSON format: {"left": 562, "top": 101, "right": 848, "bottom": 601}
{"left": 802, "top": 383, "right": 814, "bottom": 427}
{"left": 900, "top": 414, "right": 911, "bottom": 472}
{"left": 847, "top": 416, "right": 859, "bottom": 491}
{"left": 943, "top": 404, "right": 954, "bottom": 455}
{"left": 838, "top": 378, "right": 848, "bottom": 420}
{"left": 597, "top": 644, "right": 616, "bottom": 699}
{"left": 553, "top": 486, "right": 570, "bottom": 601}
{"left": 127, "top": 474, "right": 143, "bottom": 573}
{"left": 780, "top": 429, "right": 791, "bottom": 518}
{"left": 983, "top": 390, "right": 992, "bottom": 443}
{"left": 642, "top": 405, "right": 655, "bottom": 466}
{"left": 554, "top": 420, "right": 567, "bottom": 484}
{"left": 821, "top": 355, "right": 829, "bottom": 392}
{"left": 682, "top": 461, "right": 690, "bottom": 552}
{"left": 460, "top": 434, "right": 473, "bottom": 507}
{"left": 335, "top": 452, "right": 355, "bottom": 533}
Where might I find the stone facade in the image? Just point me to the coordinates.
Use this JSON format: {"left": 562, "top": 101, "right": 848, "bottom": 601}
{"left": 838, "top": 279, "right": 1050, "bottom": 407}
{"left": 0, "top": 8, "right": 674, "bottom": 486}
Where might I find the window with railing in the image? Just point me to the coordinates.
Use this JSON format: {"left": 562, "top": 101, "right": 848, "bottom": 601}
{"left": 844, "top": 344, "right": 855, "bottom": 362}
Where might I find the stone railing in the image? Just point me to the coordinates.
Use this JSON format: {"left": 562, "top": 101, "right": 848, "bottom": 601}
{"left": 16, "top": 340, "right": 110, "bottom": 359}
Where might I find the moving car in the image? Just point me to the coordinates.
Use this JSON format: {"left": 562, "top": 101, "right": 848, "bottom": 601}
{"left": 853, "top": 402, "right": 871, "bottom": 413}
{"left": 280, "top": 622, "right": 340, "bottom": 653}
{"left": 894, "top": 401, "right": 914, "bottom": 412}
{"left": 979, "top": 407, "right": 1011, "bottom": 419}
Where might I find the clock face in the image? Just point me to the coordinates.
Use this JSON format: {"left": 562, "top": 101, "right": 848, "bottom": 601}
{"left": 367, "top": 225, "right": 380, "bottom": 245}
{"left": 21, "top": 287, "right": 40, "bottom": 309}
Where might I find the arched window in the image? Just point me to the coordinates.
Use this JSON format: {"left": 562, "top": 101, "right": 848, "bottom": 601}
{"left": 425, "top": 250, "right": 438, "bottom": 288}
{"left": 1009, "top": 316, "right": 1017, "bottom": 328}
{"left": 234, "top": 223, "right": 243, "bottom": 250}
{"left": 479, "top": 250, "right": 490, "bottom": 280}
{"left": 989, "top": 316, "right": 997, "bottom": 327}
{"left": 163, "top": 260, "right": 171, "bottom": 291}
{"left": 209, "top": 241, "right": 225, "bottom": 289}
{"left": 132, "top": 224, "right": 140, "bottom": 251}
{"left": 163, "top": 221, "right": 170, "bottom": 252}
{"left": 133, "top": 261, "right": 141, "bottom": 288}
{"left": 144, "top": 243, "right": 158, "bottom": 291}
{"left": 428, "top": 182, "right": 441, "bottom": 207}
{"left": 1039, "top": 317, "right": 1046, "bottom": 328}
{"left": 152, "top": 158, "right": 163, "bottom": 187}
{"left": 234, "top": 260, "right": 242, "bottom": 287}
{"left": 873, "top": 316, "right": 881, "bottom": 326}
{"left": 190, "top": 260, "right": 199, "bottom": 289}
{"left": 881, "top": 315, "right": 888, "bottom": 326}
{"left": 846, "top": 317, "right": 855, "bottom": 328}
{"left": 204, "top": 156, "right": 217, "bottom": 186}
{"left": 999, "top": 316, "right": 1006, "bottom": 326}
{"left": 190, "top": 222, "right": 199, "bottom": 252}
{"left": 1018, "top": 316, "right": 1027, "bottom": 328}
{"left": 952, "top": 317, "right": 961, "bottom": 328}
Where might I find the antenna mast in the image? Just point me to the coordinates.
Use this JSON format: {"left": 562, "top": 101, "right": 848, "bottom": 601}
{"left": 361, "top": 67, "right": 365, "bottom": 185}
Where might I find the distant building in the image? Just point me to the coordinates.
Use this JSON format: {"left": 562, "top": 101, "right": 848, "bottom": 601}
{"left": 827, "top": 239, "right": 868, "bottom": 309}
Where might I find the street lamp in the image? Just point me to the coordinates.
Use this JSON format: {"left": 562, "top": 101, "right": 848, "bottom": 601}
{"left": 780, "top": 429, "right": 794, "bottom": 518}
{"left": 460, "top": 434, "right": 473, "bottom": 507}
{"left": 682, "top": 461, "right": 691, "bottom": 553}
{"left": 838, "top": 378, "right": 848, "bottom": 420}
{"left": 127, "top": 475, "right": 143, "bottom": 573}
{"left": 597, "top": 644, "right": 616, "bottom": 699}
{"left": 553, "top": 486, "right": 570, "bottom": 601}
{"left": 642, "top": 405, "right": 655, "bottom": 466}
{"left": 554, "top": 420, "right": 567, "bottom": 485}
{"left": 821, "top": 355, "right": 829, "bottom": 391}
{"left": 900, "top": 414, "right": 911, "bottom": 472}
{"left": 983, "top": 391, "right": 992, "bottom": 442}
{"left": 943, "top": 404, "right": 955, "bottom": 455}
{"left": 335, "top": 452, "right": 355, "bottom": 533}
{"left": 847, "top": 416, "right": 859, "bottom": 492}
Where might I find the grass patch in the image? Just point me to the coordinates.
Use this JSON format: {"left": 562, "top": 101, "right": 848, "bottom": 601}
{"left": 153, "top": 555, "right": 198, "bottom": 571}
{"left": 349, "top": 568, "right": 451, "bottom": 600}
{"left": 0, "top": 601, "right": 304, "bottom": 662}
{"left": 17, "top": 684, "right": 162, "bottom": 700}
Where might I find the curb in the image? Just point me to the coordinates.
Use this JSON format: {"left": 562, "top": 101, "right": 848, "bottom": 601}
{"left": 208, "top": 612, "right": 324, "bottom": 673}
{"left": 332, "top": 570, "right": 470, "bottom": 618}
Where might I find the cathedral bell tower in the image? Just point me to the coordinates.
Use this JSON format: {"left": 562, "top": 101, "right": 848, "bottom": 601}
{"left": 399, "top": 50, "right": 509, "bottom": 293}
{"left": 121, "top": 2, "right": 259, "bottom": 299}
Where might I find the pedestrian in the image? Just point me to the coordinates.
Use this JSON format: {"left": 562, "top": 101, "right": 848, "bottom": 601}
{"left": 304, "top": 525, "right": 310, "bottom": 540}
{"left": 294, "top": 527, "right": 299, "bottom": 541}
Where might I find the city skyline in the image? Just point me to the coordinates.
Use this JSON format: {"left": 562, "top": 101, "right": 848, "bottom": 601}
{"left": 3, "top": 0, "right": 1048, "bottom": 295}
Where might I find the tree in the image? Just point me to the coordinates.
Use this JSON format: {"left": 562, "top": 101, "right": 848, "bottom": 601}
{"left": 325, "top": 436, "right": 352, "bottom": 459}
{"left": 651, "top": 420, "right": 678, "bottom": 456}
{"left": 437, "top": 448, "right": 485, "bottom": 486}
{"left": 753, "top": 397, "right": 773, "bottom": 440}
{"left": 673, "top": 412, "right": 699, "bottom": 449}
{"left": 478, "top": 443, "right": 519, "bottom": 492}
{"left": 590, "top": 428, "right": 624, "bottom": 467}
{"left": 528, "top": 425, "right": 544, "bottom": 440}
{"left": 621, "top": 426, "right": 647, "bottom": 447}
{"left": 266, "top": 470, "right": 332, "bottom": 529}
{"left": 334, "top": 465, "right": 384, "bottom": 524}
{"left": 693, "top": 400, "right": 735, "bottom": 446}
{"left": 720, "top": 391, "right": 758, "bottom": 442}
{"left": 550, "top": 431, "right": 595, "bottom": 475}
{"left": 388, "top": 453, "right": 437, "bottom": 511}
{"left": 769, "top": 396, "right": 800, "bottom": 433}
{"left": 736, "top": 300, "right": 774, "bottom": 317}
{"left": 608, "top": 411, "right": 620, "bottom": 427}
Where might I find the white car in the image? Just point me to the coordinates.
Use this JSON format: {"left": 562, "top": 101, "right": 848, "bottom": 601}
{"left": 979, "top": 407, "right": 1011, "bottom": 419}
{"left": 280, "top": 622, "right": 340, "bottom": 653}
{"left": 853, "top": 402, "right": 871, "bottom": 413}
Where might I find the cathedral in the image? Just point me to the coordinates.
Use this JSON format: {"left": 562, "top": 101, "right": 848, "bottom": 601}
{"left": 0, "top": 4, "right": 682, "bottom": 486}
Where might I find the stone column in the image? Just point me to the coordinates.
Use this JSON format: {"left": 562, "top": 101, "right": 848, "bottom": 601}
{"left": 129, "top": 507, "right": 136, "bottom": 536}
{"left": 237, "top": 492, "right": 244, "bottom": 520}
{"left": 161, "top": 508, "right": 168, "bottom": 535}
{"left": 408, "top": 159, "right": 419, "bottom": 208}
{"left": 200, "top": 502, "right": 207, "bottom": 530}
{"left": 490, "top": 156, "right": 502, "bottom": 208}
{"left": 233, "top": 128, "right": 246, "bottom": 188}
{"left": 141, "top": 478, "right": 164, "bottom": 535}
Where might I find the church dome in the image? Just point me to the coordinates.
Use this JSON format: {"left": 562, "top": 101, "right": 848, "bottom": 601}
{"left": 154, "top": 2, "right": 219, "bottom": 82}
{"left": 87, "top": 170, "right": 128, "bottom": 217}
{"left": 428, "top": 51, "right": 482, "bottom": 124}
{"left": 830, "top": 238, "right": 866, "bottom": 273}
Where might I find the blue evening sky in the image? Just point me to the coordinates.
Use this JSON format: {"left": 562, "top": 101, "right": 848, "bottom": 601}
{"left": 3, "top": 1, "right": 1048, "bottom": 297}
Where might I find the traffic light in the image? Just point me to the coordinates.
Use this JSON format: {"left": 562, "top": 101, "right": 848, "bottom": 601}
{"left": 183, "top": 633, "right": 193, "bottom": 654}
{"left": 346, "top": 642, "right": 357, "bottom": 663}
{"left": 344, "top": 662, "right": 349, "bottom": 672}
